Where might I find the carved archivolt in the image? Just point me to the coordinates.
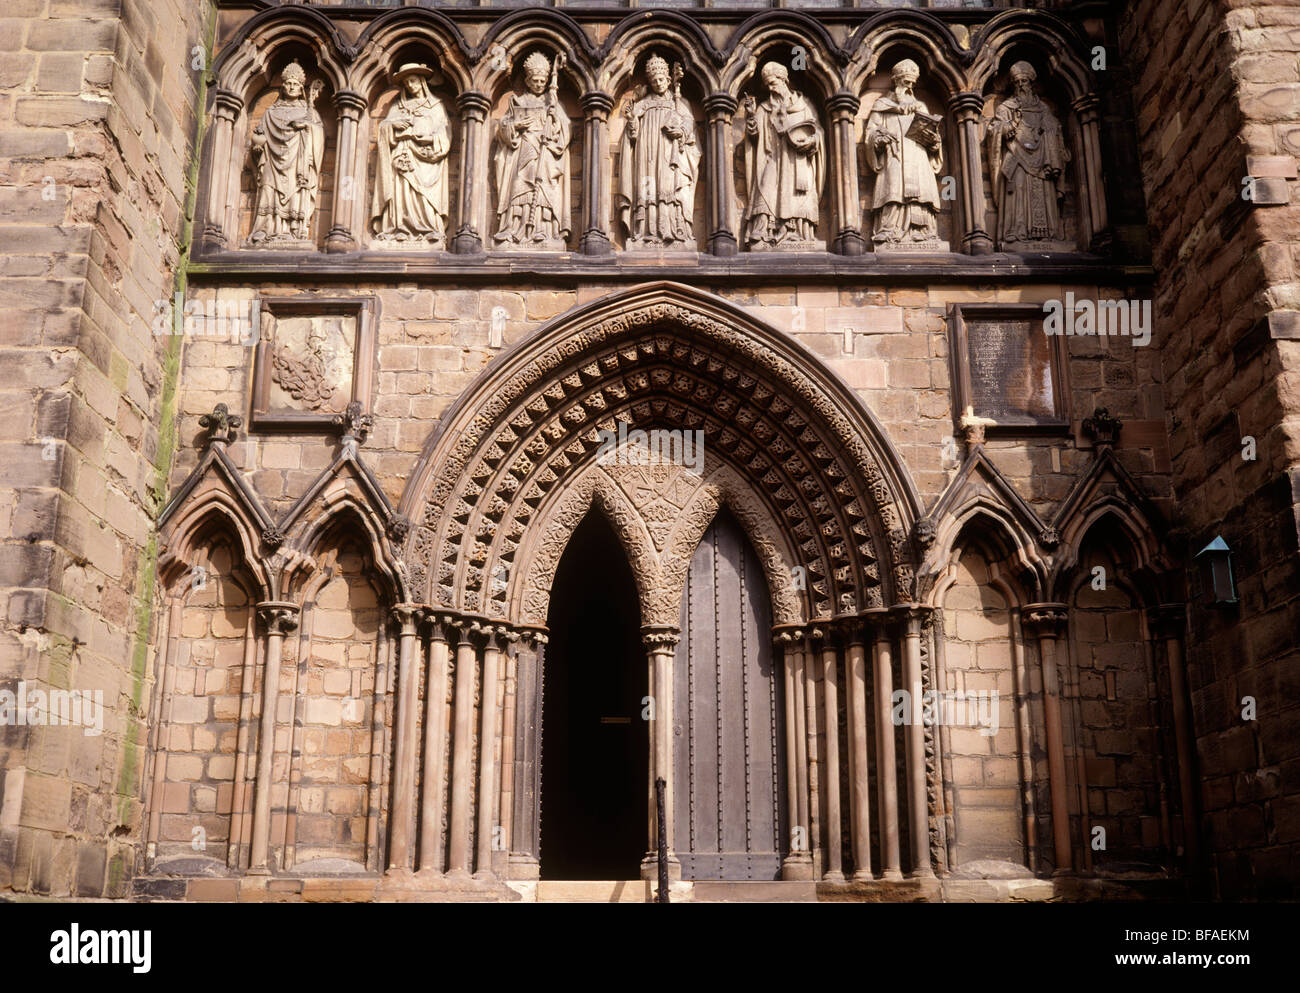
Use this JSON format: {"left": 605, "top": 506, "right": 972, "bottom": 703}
{"left": 400, "top": 282, "right": 922, "bottom": 625}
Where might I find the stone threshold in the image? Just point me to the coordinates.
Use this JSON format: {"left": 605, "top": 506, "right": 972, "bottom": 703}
{"left": 122, "top": 873, "right": 1189, "bottom": 903}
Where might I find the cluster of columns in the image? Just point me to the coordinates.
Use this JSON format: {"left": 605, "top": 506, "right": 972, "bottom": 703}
{"left": 201, "top": 79, "right": 1110, "bottom": 257}
{"left": 769, "top": 605, "right": 936, "bottom": 882}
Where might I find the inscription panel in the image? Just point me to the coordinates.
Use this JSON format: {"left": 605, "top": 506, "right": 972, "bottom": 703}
{"left": 950, "top": 304, "right": 1069, "bottom": 435}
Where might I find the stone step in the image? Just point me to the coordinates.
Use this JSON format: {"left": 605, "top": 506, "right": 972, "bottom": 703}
{"left": 535, "top": 880, "right": 652, "bottom": 903}
{"left": 691, "top": 880, "right": 818, "bottom": 903}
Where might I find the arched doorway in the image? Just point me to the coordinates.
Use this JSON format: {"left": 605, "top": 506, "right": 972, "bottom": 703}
{"left": 540, "top": 511, "right": 647, "bottom": 879}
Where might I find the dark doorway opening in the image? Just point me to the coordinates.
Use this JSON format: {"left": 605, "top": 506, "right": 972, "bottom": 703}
{"left": 540, "top": 510, "right": 647, "bottom": 880}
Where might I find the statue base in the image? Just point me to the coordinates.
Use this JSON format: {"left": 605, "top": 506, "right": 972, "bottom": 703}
{"left": 492, "top": 238, "right": 569, "bottom": 253}
{"left": 369, "top": 233, "right": 446, "bottom": 251}
{"left": 873, "top": 239, "right": 950, "bottom": 254}
{"left": 243, "top": 236, "right": 317, "bottom": 252}
{"left": 745, "top": 239, "right": 826, "bottom": 253}
{"left": 621, "top": 247, "right": 699, "bottom": 263}
{"left": 1001, "top": 239, "right": 1076, "bottom": 254}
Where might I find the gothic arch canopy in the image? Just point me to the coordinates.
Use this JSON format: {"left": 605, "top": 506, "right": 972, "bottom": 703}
{"left": 398, "top": 282, "right": 922, "bottom": 628}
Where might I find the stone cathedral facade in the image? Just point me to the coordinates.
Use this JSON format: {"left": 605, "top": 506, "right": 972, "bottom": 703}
{"left": 2, "top": 0, "right": 1298, "bottom": 903}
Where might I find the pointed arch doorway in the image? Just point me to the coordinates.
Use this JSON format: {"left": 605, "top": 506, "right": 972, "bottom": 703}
{"left": 540, "top": 511, "right": 647, "bottom": 880}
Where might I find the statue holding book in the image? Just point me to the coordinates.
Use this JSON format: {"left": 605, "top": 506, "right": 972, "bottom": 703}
{"left": 864, "top": 59, "right": 945, "bottom": 249}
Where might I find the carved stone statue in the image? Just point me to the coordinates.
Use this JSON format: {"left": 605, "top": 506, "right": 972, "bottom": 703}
{"left": 248, "top": 61, "right": 325, "bottom": 247}
{"left": 617, "top": 56, "right": 700, "bottom": 249}
{"left": 739, "top": 62, "right": 825, "bottom": 251}
{"left": 370, "top": 63, "right": 452, "bottom": 246}
{"left": 987, "top": 61, "right": 1070, "bottom": 250}
{"left": 864, "top": 60, "right": 945, "bottom": 249}
{"left": 493, "top": 51, "right": 571, "bottom": 250}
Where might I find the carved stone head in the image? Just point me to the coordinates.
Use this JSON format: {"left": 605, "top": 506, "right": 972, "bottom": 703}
{"left": 760, "top": 61, "right": 790, "bottom": 99}
{"left": 646, "top": 55, "right": 670, "bottom": 95}
{"left": 281, "top": 60, "right": 306, "bottom": 100}
{"left": 523, "top": 51, "right": 550, "bottom": 94}
{"left": 891, "top": 59, "right": 920, "bottom": 92}
{"left": 1010, "top": 60, "right": 1037, "bottom": 96}
{"left": 394, "top": 62, "right": 434, "bottom": 97}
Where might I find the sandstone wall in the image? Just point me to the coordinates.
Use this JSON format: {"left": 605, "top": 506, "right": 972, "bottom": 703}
{"left": 1121, "top": 0, "right": 1300, "bottom": 897}
{"left": 0, "top": 0, "right": 211, "bottom": 897}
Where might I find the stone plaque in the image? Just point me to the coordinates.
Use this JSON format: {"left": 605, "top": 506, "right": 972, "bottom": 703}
{"left": 951, "top": 304, "right": 1068, "bottom": 434}
{"left": 250, "top": 295, "right": 377, "bottom": 433}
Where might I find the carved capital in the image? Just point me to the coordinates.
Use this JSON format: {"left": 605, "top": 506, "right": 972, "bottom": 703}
{"left": 862, "top": 606, "right": 894, "bottom": 640}
{"left": 457, "top": 90, "right": 491, "bottom": 120}
{"left": 391, "top": 603, "right": 423, "bottom": 637}
{"left": 890, "top": 603, "right": 933, "bottom": 634}
{"left": 257, "top": 601, "right": 300, "bottom": 636}
{"left": 212, "top": 88, "right": 244, "bottom": 121}
{"left": 641, "top": 625, "right": 680, "bottom": 652}
{"left": 1071, "top": 92, "right": 1101, "bottom": 123}
{"left": 515, "top": 624, "right": 549, "bottom": 649}
{"left": 827, "top": 89, "right": 860, "bottom": 121}
{"left": 199, "top": 403, "right": 242, "bottom": 446}
{"left": 581, "top": 90, "right": 614, "bottom": 119}
{"left": 1082, "top": 407, "right": 1123, "bottom": 448}
{"left": 333, "top": 89, "right": 367, "bottom": 119}
{"left": 948, "top": 91, "right": 984, "bottom": 124}
{"left": 1022, "top": 603, "right": 1069, "bottom": 637}
{"left": 421, "top": 609, "right": 457, "bottom": 643}
{"left": 771, "top": 623, "right": 805, "bottom": 647}
{"left": 704, "top": 91, "right": 737, "bottom": 119}
{"left": 1148, "top": 603, "right": 1187, "bottom": 640}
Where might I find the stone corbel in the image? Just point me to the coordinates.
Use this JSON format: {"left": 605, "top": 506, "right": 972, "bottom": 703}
{"left": 453, "top": 91, "right": 492, "bottom": 254}
{"left": 579, "top": 91, "right": 615, "bottom": 256}
{"left": 203, "top": 88, "right": 245, "bottom": 251}
{"left": 828, "top": 91, "right": 867, "bottom": 256}
{"left": 326, "top": 90, "right": 367, "bottom": 254}
{"left": 949, "top": 92, "right": 994, "bottom": 255}
{"left": 704, "top": 92, "right": 739, "bottom": 256}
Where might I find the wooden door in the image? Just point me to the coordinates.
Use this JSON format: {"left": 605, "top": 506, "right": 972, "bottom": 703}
{"left": 673, "top": 510, "right": 787, "bottom": 879}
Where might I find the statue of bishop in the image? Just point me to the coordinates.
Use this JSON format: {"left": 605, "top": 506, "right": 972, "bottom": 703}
{"left": 987, "top": 61, "right": 1070, "bottom": 249}
{"left": 248, "top": 61, "right": 325, "bottom": 247}
{"left": 617, "top": 56, "right": 700, "bottom": 248}
{"left": 493, "top": 51, "right": 572, "bottom": 250}
{"left": 739, "top": 62, "right": 825, "bottom": 250}
{"left": 863, "top": 59, "right": 944, "bottom": 248}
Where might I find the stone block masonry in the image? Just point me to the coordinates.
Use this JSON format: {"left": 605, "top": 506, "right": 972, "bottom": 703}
{"left": 0, "top": 0, "right": 212, "bottom": 897}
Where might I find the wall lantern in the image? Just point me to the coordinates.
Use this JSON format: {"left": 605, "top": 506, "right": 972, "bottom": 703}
{"left": 1195, "top": 536, "right": 1238, "bottom": 605}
